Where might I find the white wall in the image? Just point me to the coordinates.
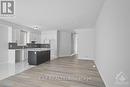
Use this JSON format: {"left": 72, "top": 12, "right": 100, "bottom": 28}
{"left": 75, "top": 29, "right": 95, "bottom": 60}
{"left": 0, "top": 25, "right": 8, "bottom": 63}
{"left": 58, "top": 30, "right": 73, "bottom": 57}
{"left": 96, "top": 0, "right": 130, "bottom": 87}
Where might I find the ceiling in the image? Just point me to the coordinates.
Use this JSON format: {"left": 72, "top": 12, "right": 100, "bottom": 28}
{"left": 2, "top": 0, "right": 105, "bottom": 30}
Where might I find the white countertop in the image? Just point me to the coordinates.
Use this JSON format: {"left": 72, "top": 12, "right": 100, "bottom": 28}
{"left": 9, "top": 48, "right": 50, "bottom": 51}
{"left": 27, "top": 48, "right": 50, "bottom": 51}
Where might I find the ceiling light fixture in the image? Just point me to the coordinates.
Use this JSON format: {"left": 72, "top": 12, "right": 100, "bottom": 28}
{"left": 33, "top": 25, "right": 39, "bottom": 30}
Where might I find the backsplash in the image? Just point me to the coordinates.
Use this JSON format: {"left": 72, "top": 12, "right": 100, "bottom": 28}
{"left": 9, "top": 43, "right": 50, "bottom": 49}
{"left": 8, "top": 43, "right": 18, "bottom": 49}
{"left": 27, "top": 43, "right": 50, "bottom": 48}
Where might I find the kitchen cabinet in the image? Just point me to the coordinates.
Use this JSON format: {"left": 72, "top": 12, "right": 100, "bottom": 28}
{"left": 15, "top": 49, "right": 25, "bottom": 62}
{"left": 12, "top": 29, "right": 20, "bottom": 43}
{"left": 41, "top": 30, "right": 58, "bottom": 60}
{"left": 30, "top": 32, "right": 41, "bottom": 43}
{"left": 8, "top": 50, "right": 15, "bottom": 64}
{"left": 8, "top": 27, "right": 41, "bottom": 44}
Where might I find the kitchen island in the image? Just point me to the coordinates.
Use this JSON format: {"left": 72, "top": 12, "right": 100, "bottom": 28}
{"left": 28, "top": 49, "right": 50, "bottom": 65}
{"left": 8, "top": 43, "right": 50, "bottom": 64}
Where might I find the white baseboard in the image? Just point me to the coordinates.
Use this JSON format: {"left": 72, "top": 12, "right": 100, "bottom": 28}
{"left": 58, "top": 54, "right": 73, "bottom": 58}
{"left": 61, "top": 53, "right": 78, "bottom": 57}
{"left": 77, "top": 57, "right": 95, "bottom": 60}
{"left": 71, "top": 53, "right": 76, "bottom": 56}
{"left": 95, "top": 61, "right": 107, "bottom": 87}
{"left": 50, "top": 57, "right": 58, "bottom": 60}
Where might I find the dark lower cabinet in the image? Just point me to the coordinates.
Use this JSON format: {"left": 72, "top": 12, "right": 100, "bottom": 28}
{"left": 28, "top": 50, "right": 50, "bottom": 65}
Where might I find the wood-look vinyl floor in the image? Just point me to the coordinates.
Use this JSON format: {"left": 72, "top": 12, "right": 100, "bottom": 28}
{"left": 0, "top": 56, "right": 105, "bottom": 87}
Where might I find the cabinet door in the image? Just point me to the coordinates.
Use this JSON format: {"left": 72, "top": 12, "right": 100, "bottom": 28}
{"left": 30, "top": 32, "right": 35, "bottom": 41}
{"left": 8, "top": 27, "right": 13, "bottom": 42}
{"left": 28, "top": 51, "right": 37, "bottom": 65}
{"left": 44, "top": 51, "right": 50, "bottom": 61}
{"left": 12, "top": 29, "right": 20, "bottom": 43}
{"left": 37, "top": 51, "right": 42, "bottom": 64}
{"left": 16, "top": 29, "right": 20, "bottom": 43}
{"left": 12, "top": 29, "right": 16, "bottom": 42}
{"left": 19, "top": 30, "right": 27, "bottom": 45}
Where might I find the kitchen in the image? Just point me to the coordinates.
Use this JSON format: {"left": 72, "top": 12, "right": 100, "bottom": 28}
{"left": 0, "top": 19, "right": 74, "bottom": 80}
{"left": 8, "top": 25, "right": 50, "bottom": 65}
{"left": 0, "top": 20, "right": 52, "bottom": 80}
